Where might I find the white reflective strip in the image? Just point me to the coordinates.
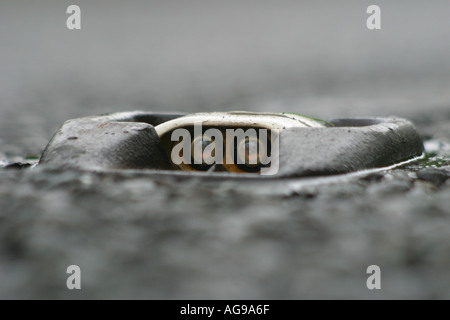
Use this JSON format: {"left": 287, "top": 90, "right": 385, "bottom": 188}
{"left": 155, "top": 112, "right": 326, "bottom": 137}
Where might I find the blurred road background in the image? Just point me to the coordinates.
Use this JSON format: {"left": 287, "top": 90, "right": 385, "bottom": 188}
{"left": 1, "top": 1, "right": 450, "bottom": 299}
{"left": 1, "top": 0, "right": 450, "bottom": 158}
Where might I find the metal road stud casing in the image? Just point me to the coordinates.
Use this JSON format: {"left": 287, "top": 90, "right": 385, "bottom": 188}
{"left": 39, "top": 111, "right": 424, "bottom": 178}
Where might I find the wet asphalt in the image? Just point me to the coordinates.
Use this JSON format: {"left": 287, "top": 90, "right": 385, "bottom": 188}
{"left": 1, "top": 1, "right": 450, "bottom": 299}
